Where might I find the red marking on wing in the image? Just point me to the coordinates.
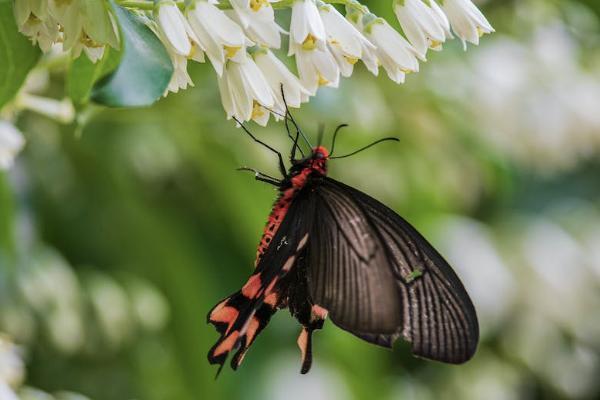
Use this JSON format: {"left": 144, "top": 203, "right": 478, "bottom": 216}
{"left": 241, "top": 274, "right": 262, "bottom": 298}
{"left": 245, "top": 317, "right": 260, "bottom": 344}
{"left": 264, "top": 292, "right": 278, "bottom": 306}
{"left": 210, "top": 306, "right": 239, "bottom": 334}
{"left": 214, "top": 331, "right": 240, "bottom": 357}
{"left": 265, "top": 277, "right": 279, "bottom": 295}
{"left": 282, "top": 255, "right": 296, "bottom": 272}
{"left": 311, "top": 304, "right": 329, "bottom": 321}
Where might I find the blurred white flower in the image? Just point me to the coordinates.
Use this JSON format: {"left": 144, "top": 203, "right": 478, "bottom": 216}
{"left": 87, "top": 274, "right": 134, "bottom": 348}
{"left": 264, "top": 354, "right": 351, "bottom": 400}
{"left": 186, "top": 0, "right": 248, "bottom": 76}
{"left": 48, "top": 0, "right": 120, "bottom": 62}
{"left": 229, "top": 0, "right": 283, "bottom": 48}
{"left": 253, "top": 48, "right": 310, "bottom": 112}
{"left": 0, "top": 335, "right": 24, "bottom": 400}
{"left": 440, "top": 0, "right": 494, "bottom": 49}
{"left": 217, "top": 53, "right": 275, "bottom": 125}
{"left": 18, "top": 249, "right": 85, "bottom": 354}
{"left": 0, "top": 122, "right": 26, "bottom": 171}
{"left": 438, "top": 217, "right": 515, "bottom": 331}
{"left": 14, "top": 0, "right": 58, "bottom": 52}
{"left": 362, "top": 16, "right": 420, "bottom": 83}
{"left": 154, "top": 0, "right": 199, "bottom": 56}
{"left": 15, "top": 94, "right": 75, "bottom": 124}
{"left": 127, "top": 279, "right": 170, "bottom": 333}
{"left": 318, "top": 3, "right": 375, "bottom": 77}
{"left": 393, "top": 0, "right": 449, "bottom": 57}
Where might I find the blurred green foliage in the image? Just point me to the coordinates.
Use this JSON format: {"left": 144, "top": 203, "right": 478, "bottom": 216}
{"left": 2, "top": 0, "right": 600, "bottom": 399}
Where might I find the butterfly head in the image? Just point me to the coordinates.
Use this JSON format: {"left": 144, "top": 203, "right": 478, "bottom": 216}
{"left": 290, "top": 146, "right": 329, "bottom": 177}
{"left": 308, "top": 146, "right": 329, "bottom": 174}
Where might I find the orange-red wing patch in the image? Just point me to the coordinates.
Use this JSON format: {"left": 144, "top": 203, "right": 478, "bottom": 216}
{"left": 245, "top": 317, "right": 260, "bottom": 345}
{"left": 213, "top": 331, "right": 240, "bottom": 357}
{"left": 209, "top": 305, "right": 239, "bottom": 334}
{"left": 241, "top": 274, "right": 262, "bottom": 298}
{"left": 264, "top": 292, "right": 279, "bottom": 307}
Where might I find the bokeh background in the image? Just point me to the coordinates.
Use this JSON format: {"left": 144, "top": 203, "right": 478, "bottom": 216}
{"left": 2, "top": 0, "right": 600, "bottom": 399}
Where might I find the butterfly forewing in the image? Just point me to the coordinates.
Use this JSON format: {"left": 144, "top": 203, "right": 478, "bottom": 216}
{"left": 306, "top": 183, "right": 404, "bottom": 334}
{"left": 308, "top": 178, "right": 479, "bottom": 364}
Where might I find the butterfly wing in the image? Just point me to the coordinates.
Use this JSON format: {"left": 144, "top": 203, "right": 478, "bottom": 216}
{"left": 306, "top": 177, "right": 479, "bottom": 364}
{"left": 207, "top": 189, "right": 315, "bottom": 373}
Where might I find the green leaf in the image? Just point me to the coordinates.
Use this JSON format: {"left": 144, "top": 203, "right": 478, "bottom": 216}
{"left": 0, "top": 2, "right": 41, "bottom": 109}
{"left": 67, "top": 47, "right": 121, "bottom": 105}
{"left": 91, "top": 3, "right": 174, "bottom": 107}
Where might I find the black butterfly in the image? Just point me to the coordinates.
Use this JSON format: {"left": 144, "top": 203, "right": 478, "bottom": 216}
{"left": 207, "top": 116, "right": 478, "bottom": 375}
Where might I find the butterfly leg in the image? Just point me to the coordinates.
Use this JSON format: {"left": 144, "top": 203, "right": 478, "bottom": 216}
{"left": 233, "top": 117, "right": 288, "bottom": 178}
{"left": 237, "top": 167, "right": 281, "bottom": 186}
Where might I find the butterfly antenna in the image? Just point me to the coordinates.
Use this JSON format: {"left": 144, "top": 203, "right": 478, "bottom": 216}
{"left": 317, "top": 123, "right": 325, "bottom": 148}
{"left": 233, "top": 117, "right": 287, "bottom": 177}
{"left": 280, "top": 85, "right": 312, "bottom": 152}
{"left": 329, "top": 123, "right": 348, "bottom": 157}
{"left": 260, "top": 103, "right": 306, "bottom": 158}
{"left": 330, "top": 137, "right": 399, "bottom": 159}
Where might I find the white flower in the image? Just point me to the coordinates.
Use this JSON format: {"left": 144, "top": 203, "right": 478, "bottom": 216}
{"left": 186, "top": 0, "right": 248, "bottom": 76}
{"left": 289, "top": 0, "right": 326, "bottom": 50}
{"left": 217, "top": 53, "right": 275, "bottom": 126}
{"left": 18, "top": 16, "right": 60, "bottom": 53}
{"left": 393, "top": 0, "right": 448, "bottom": 58}
{"left": 165, "top": 52, "right": 195, "bottom": 94}
{"left": 440, "top": 0, "right": 494, "bottom": 49}
{"left": 429, "top": 0, "right": 453, "bottom": 40}
{"left": 289, "top": 1, "right": 339, "bottom": 95}
{"left": 14, "top": 0, "right": 59, "bottom": 52}
{"left": 229, "top": 0, "right": 284, "bottom": 48}
{"left": 253, "top": 48, "right": 310, "bottom": 113}
{"left": 49, "top": 0, "right": 119, "bottom": 62}
{"left": 318, "top": 3, "right": 375, "bottom": 77}
{"left": 362, "top": 16, "right": 420, "bottom": 83}
{"left": 0, "top": 122, "right": 25, "bottom": 171}
{"left": 154, "top": 0, "right": 199, "bottom": 56}
{"left": 291, "top": 42, "right": 340, "bottom": 95}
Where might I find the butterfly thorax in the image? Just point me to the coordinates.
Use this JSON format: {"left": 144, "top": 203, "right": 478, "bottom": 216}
{"left": 254, "top": 146, "right": 330, "bottom": 266}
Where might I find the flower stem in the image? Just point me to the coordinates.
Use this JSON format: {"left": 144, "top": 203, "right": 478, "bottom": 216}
{"left": 116, "top": 0, "right": 156, "bottom": 10}
{"left": 116, "top": 0, "right": 366, "bottom": 13}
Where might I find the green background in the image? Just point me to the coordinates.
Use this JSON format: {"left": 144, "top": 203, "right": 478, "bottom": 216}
{"left": 2, "top": 0, "right": 600, "bottom": 399}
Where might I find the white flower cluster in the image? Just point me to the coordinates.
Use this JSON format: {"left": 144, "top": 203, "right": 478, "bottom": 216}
{"left": 14, "top": 0, "right": 493, "bottom": 125}
{"left": 14, "top": 0, "right": 119, "bottom": 62}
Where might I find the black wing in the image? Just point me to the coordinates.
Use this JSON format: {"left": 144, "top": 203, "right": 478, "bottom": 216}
{"left": 305, "top": 177, "right": 479, "bottom": 363}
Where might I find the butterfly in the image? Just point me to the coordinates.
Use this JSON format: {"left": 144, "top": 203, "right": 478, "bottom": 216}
{"left": 207, "top": 115, "right": 479, "bottom": 376}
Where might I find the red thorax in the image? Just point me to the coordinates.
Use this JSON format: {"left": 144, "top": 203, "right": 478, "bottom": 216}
{"left": 254, "top": 147, "right": 330, "bottom": 266}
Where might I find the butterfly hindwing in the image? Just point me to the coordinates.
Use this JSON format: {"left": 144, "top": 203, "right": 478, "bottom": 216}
{"left": 306, "top": 177, "right": 479, "bottom": 364}
{"left": 207, "top": 191, "right": 314, "bottom": 372}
